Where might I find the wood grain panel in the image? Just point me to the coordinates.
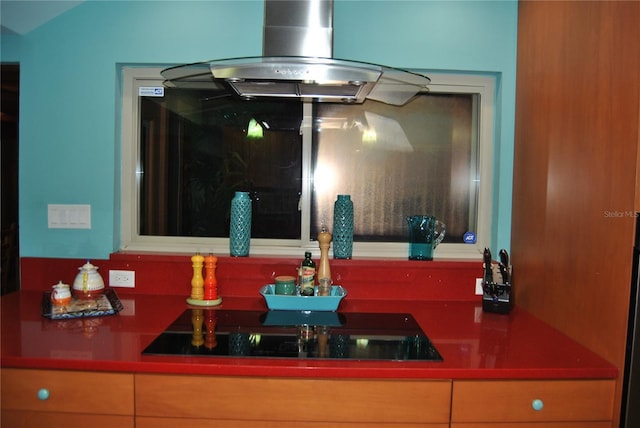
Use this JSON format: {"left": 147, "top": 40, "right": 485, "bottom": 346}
{"left": 1, "top": 410, "right": 134, "bottom": 428}
{"left": 512, "top": 2, "right": 640, "bottom": 425}
{"left": 1, "top": 368, "right": 134, "bottom": 415}
{"left": 451, "top": 379, "right": 615, "bottom": 423}
{"left": 636, "top": 96, "right": 640, "bottom": 208}
{"left": 451, "top": 423, "right": 611, "bottom": 428}
{"left": 135, "top": 374, "right": 451, "bottom": 424}
{"left": 137, "top": 418, "right": 449, "bottom": 428}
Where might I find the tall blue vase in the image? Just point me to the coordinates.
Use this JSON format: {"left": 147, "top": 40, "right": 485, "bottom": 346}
{"left": 230, "top": 191, "right": 251, "bottom": 257}
{"left": 333, "top": 194, "right": 353, "bottom": 259}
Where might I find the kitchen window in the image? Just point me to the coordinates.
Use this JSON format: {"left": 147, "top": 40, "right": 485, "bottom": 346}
{"left": 120, "top": 67, "right": 494, "bottom": 258}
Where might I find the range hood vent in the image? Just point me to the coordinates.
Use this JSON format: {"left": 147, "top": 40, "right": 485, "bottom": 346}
{"left": 161, "top": 0, "right": 430, "bottom": 105}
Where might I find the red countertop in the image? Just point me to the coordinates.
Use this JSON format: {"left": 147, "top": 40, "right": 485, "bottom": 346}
{"left": 0, "top": 288, "right": 617, "bottom": 380}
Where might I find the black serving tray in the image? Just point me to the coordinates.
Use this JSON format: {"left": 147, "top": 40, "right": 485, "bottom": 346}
{"left": 41, "top": 288, "right": 124, "bottom": 319}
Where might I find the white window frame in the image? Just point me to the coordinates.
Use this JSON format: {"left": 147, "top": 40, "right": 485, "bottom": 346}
{"left": 120, "top": 67, "right": 494, "bottom": 259}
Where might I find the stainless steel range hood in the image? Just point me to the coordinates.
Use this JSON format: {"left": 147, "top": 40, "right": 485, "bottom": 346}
{"left": 161, "top": 0, "right": 430, "bottom": 105}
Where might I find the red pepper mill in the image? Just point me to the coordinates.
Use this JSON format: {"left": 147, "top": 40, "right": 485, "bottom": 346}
{"left": 204, "top": 310, "right": 218, "bottom": 350}
{"left": 187, "top": 253, "right": 222, "bottom": 306}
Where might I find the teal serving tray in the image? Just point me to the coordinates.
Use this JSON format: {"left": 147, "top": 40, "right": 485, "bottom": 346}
{"left": 259, "top": 284, "right": 347, "bottom": 311}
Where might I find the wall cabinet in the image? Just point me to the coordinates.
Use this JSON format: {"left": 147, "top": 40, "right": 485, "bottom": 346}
{"left": 0, "top": 368, "right": 134, "bottom": 427}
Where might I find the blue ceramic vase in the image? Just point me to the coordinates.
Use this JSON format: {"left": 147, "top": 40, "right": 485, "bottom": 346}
{"left": 230, "top": 191, "right": 251, "bottom": 257}
{"left": 333, "top": 195, "right": 353, "bottom": 259}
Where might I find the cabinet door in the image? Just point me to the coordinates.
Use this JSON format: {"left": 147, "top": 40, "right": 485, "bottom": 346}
{"left": 1, "top": 368, "right": 134, "bottom": 416}
{"left": 136, "top": 374, "right": 451, "bottom": 424}
{"left": 451, "top": 423, "right": 611, "bottom": 428}
{"left": 451, "top": 380, "right": 615, "bottom": 423}
{"left": 137, "top": 419, "right": 449, "bottom": 428}
{"left": 2, "top": 410, "right": 134, "bottom": 428}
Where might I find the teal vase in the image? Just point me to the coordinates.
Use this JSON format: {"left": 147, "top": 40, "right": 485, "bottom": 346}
{"left": 333, "top": 195, "right": 353, "bottom": 259}
{"left": 230, "top": 192, "right": 251, "bottom": 257}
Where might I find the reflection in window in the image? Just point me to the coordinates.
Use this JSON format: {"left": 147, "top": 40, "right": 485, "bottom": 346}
{"left": 311, "top": 94, "right": 477, "bottom": 243}
{"left": 139, "top": 92, "right": 303, "bottom": 239}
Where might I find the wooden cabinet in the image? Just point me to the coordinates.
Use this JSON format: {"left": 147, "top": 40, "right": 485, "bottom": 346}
{"left": 450, "top": 424, "right": 610, "bottom": 428}
{"left": 0, "top": 368, "right": 134, "bottom": 428}
{"left": 0, "top": 368, "right": 615, "bottom": 427}
{"left": 512, "top": 2, "right": 640, "bottom": 426}
{"left": 135, "top": 374, "right": 451, "bottom": 427}
{"left": 451, "top": 379, "right": 615, "bottom": 427}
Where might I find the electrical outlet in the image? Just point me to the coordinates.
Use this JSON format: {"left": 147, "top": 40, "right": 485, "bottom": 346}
{"left": 109, "top": 270, "right": 135, "bottom": 288}
{"left": 475, "top": 278, "right": 484, "bottom": 295}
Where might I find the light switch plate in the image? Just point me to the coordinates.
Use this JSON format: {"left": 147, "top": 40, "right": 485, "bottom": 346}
{"left": 47, "top": 204, "right": 91, "bottom": 229}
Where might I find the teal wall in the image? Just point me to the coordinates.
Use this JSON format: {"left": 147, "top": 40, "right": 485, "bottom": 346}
{"left": 1, "top": 0, "right": 517, "bottom": 259}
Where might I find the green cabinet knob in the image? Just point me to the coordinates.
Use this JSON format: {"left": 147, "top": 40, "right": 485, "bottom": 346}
{"left": 37, "top": 388, "right": 50, "bottom": 400}
{"left": 532, "top": 398, "right": 544, "bottom": 411}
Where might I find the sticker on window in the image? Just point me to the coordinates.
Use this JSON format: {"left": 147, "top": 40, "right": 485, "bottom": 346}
{"left": 139, "top": 87, "right": 164, "bottom": 97}
{"left": 463, "top": 231, "right": 477, "bottom": 244}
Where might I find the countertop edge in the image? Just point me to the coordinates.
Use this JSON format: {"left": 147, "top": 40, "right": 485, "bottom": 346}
{"left": 0, "top": 356, "right": 618, "bottom": 380}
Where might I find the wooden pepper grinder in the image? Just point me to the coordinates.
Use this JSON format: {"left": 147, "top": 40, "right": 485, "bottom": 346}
{"left": 188, "top": 253, "right": 223, "bottom": 306}
{"left": 317, "top": 228, "right": 332, "bottom": 283}
{"left": 188, "top": 253, "right": 204, "bottom": 301}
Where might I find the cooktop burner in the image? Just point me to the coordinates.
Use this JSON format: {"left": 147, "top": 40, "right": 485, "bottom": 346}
{"left": 142, "top": 309, "right": 442, "bottom": 362}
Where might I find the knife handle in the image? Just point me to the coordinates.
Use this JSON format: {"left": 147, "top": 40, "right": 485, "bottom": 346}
{"left": 498, "top": 249, "right": 510, "bottom": 284}
{"left": 483, "top": 248, "right": 493, "bottom": 283}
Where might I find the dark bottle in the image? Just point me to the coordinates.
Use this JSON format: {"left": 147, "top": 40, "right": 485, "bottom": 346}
{"left": 299, "top": 252, "right": 316, "bottom": 296}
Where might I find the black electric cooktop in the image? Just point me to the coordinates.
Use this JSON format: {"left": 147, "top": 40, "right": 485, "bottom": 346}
{"left": 142, "top": 309, "right": 442, "bottom": 362}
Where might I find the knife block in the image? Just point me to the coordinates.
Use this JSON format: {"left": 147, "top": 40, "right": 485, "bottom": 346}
{"left": 482, "top": 281, "right": 512, "bottom": 314}
{"left": 482, "top": 263, "right": 512, "bottom": 314}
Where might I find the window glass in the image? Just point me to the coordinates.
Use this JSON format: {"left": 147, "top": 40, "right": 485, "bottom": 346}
{"left": 138, "top": 91, "right": 302, "bottom": 239}
{"left": 311, "top": 94, "right": 477, "bottom": 244}
{"left": 121, "top": 68, "right": 494, "bottom": 258}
